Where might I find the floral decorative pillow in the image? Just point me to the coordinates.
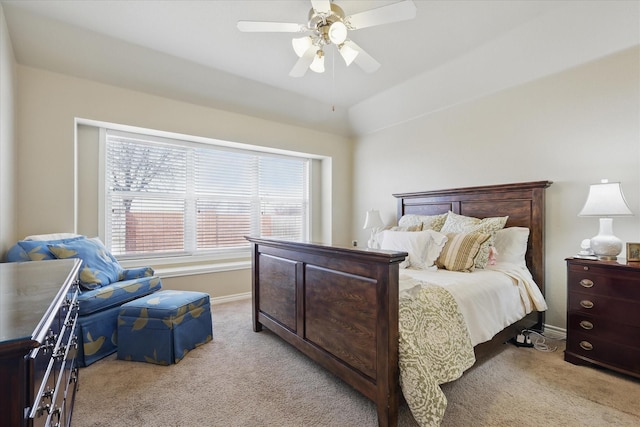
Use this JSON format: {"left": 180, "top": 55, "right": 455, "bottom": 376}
{"left": 436, "top": 232, "right": 490, "bottom": 272}
{"left": 48, "top": 237, "right": 123, "bottom": 290}
{"left": 440, "top": 212, "right": 508, "bottom": 269}
{"left": 390, "top": 224, "right": 422, "bottom": 232}
{"left": 398, "top": 213, "right": 448, "bottom": 232}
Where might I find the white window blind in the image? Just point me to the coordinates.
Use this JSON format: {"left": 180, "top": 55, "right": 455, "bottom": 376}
{"left": 105, "top": 130, "right": 309, "bottom": 258}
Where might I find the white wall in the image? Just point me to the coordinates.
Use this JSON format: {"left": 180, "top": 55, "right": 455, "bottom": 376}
{"left": 0, "top": 4, "right": 17, "bottom": 256}
{"left": 15, "top": 65, "right": 353, "bottom": 299}
{"left": 353, "top": 47, "right": 640, "bottom": 330}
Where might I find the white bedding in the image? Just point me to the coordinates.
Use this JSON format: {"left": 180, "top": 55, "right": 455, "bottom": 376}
{"left": 399, "top": 261, "right": 547, "bottom": 346}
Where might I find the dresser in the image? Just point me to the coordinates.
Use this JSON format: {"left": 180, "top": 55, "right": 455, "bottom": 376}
{"left": 0, "top": 259, "right": 82, "bottom": 427}
{"left": 565, "top": 257, "right": 640, "bottom": 379}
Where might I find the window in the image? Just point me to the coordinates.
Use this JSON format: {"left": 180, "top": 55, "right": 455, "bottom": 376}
{"left": 104, "top": 130, "right": 309, "bottom": 258}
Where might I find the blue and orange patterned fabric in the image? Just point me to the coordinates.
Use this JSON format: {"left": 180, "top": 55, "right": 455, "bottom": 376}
{"left": 117, "top": 290, "right": 213, "bottom": 365}
{"left": 6, "top": 236, "right": 162, "bottom": 366}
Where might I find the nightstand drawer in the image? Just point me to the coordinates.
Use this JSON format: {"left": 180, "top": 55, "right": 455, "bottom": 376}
{"left": 568, "top": 291, "right": 640, "bottom": 325}
{"left": 567, "top": 312, "right": 640, "bottom": 346}
{"left": 567, "top": 269, "right": 640, "bottom": 300}
{"left": 567, "top": 331, "right": 640, "bottom": 374}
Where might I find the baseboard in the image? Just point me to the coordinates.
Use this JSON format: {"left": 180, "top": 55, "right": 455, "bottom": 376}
{"left": 542, "top": 324, "right": 566, "bottom": 340}
{"left": 211, "top": 292, "right": 251, "bottom": 305}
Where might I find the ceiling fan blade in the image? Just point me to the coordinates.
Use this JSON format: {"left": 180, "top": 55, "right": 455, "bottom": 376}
{"left": 237, "top": 21, "right": 305, "bottom": 33}
{"left": 289, "top": 45, "right": 317, "bottom": 77}
{"left": 346, "top": 0, "right": 417, "bottom": 30}
{"left": 344, "top": 40, "right": 380, "bottom": 73}
{"left": 310, "top": 0, "right": 332, "bottom": 14}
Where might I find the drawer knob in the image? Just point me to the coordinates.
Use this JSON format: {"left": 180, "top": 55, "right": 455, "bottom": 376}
{"left": 583, "top": 266, "right": 589, "bottom": 271}
{"left": 579, "top": 320, "right": 594, "bottom": 330}
{"left": 36, "top": 402, "right": 51, "bottom": 417}
{"left": 579, "top": 341, "right": 593, "bottom": 351}
{"left": 580, "top": 300, "right": 594, "bottom": 309}
{"left": 42, "top": 387, "right": 54, "bottom": 400}
{"left": 579, "top": 279, "right": 594, "bottom": 288}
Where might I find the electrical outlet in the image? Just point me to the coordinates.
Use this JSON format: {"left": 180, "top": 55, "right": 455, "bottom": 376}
{"left": 352, "top": 240, "right": 358, "bottom": 247}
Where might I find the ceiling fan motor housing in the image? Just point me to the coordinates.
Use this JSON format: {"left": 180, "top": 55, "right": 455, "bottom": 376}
{"left": 308, "top": 3, "right": 347, "bottom": 45}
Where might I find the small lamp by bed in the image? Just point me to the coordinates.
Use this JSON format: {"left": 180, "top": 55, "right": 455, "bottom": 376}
{"left": 363, "top": 209, "right": 384, "bottom": 249}
{"left": 578, "top": 179, "right": 633, "bottom": 261}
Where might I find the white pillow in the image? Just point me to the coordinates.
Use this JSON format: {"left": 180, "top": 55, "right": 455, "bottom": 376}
{"left": 379, "top": 229, "right": 447, "bottom": 269}
{"left": 371, "top": 225, "right": 420, "bottom": 251}
{"left": 493, "top": 227, "right": 529, "bottom": 268}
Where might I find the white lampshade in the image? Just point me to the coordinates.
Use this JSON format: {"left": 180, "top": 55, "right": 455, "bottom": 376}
{"left": 328, "top": 21, "right": 348, "bottom": 45}
{"left": 578, "top": 180, "right": 633, "bottom": 261}
{"left": 309, "top": 50, "right": 325, "bottom": 73}
{"left": 292, "top": 36, "right": 313, "bottom": 57}
{"left": 363, "top": 209, "right": 384, "bottom": 229}
{"left": 338, "top": 43, "right": 359, "bottom": 66}
{"left": 578, "top": 180, "right": 633, "bottom": 217}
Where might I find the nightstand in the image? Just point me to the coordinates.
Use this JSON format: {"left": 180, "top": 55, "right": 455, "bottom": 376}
{"left": 565, "top": 257, "right": 640, "bottom": 379}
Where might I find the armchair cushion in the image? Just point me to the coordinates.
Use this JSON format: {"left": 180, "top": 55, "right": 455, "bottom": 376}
{"left": 77, "top": 275, "right": 163, "bottom": 316}
{"left": 48, "top": 237, "right": 123, "bottom": 290}
{"left": 120, "top": 266, "right": 155, "bottom": 281}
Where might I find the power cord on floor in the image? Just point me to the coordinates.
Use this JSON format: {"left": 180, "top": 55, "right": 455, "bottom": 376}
{"left": 526, "top": 330, "right": 558, "bottom": 352}
{"left": 510, "top": 328, "right": 560, "bottom": 352}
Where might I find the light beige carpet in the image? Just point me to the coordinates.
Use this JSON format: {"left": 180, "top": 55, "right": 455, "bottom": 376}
{"left": 73, "top": 298, "right": 640, "bottom": 426}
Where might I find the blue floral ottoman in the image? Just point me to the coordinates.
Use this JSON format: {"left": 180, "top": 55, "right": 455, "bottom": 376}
{"left": 117, "top": 290, "right": 213, "bottom": 365}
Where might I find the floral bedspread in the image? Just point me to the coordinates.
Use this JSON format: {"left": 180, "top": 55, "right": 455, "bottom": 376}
{"left": 398, "top": 278, "right": 476, "bottom": 426}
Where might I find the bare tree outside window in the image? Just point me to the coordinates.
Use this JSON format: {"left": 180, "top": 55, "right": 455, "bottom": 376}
{"left": 108, "top": 139, "right": 186, "bottom": 255}
{"left": 105, "top": 130, "right": 309, "bottom": 259}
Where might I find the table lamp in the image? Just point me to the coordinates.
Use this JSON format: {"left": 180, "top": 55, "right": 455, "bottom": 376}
{"left": 363, "top": 209, "right": 384, "bottom": 249}
{"left": 578, "top": 179, "right": 633, "bottom": 260}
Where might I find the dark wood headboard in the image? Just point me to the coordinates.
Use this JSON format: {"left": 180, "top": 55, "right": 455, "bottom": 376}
{"left": 393, "top": 180, "right": 552, "bottom": 295}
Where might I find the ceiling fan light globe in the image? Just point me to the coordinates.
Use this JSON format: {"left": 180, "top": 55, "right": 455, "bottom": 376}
{"left": 292, "top": 36, "right": 313, "bottom": 57}
{"left": 309, "top": 51, "right": 325, "bottom": 73}
{"left": 328, "top": 21, "right": 348, "bottom": 44}
{"left": 338, "top": 43, "right": 359, "bottom": 66}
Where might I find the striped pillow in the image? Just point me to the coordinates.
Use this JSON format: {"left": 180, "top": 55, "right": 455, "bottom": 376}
{"left": 436, "top": 232, "right": 491, "bottom": 272}
{"left": 440, "top": 212, "right": 508, "bottom": 269}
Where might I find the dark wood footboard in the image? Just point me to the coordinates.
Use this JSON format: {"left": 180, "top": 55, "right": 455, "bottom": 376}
{"left": 247, "top": 237, "right": 407, "bottom": 427}
{"left": 247, "top": 180, "right": 551, "bottom": 426}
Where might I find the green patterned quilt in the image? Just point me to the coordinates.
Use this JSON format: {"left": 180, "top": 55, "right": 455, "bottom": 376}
{"left": 399, "top": 278, "right": 476, "bottom": 426}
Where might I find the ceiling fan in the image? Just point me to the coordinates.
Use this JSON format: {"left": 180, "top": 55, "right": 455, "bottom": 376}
{"left": 237, "top": 0, "right": 417, "bottom": 77}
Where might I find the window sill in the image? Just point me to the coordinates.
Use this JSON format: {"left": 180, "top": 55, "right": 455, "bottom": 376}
{"left": 152, "top": 260, "right": 251, "bottom": 278}
{"left": 117, "top": 249, "right": 251, "bottom": 278}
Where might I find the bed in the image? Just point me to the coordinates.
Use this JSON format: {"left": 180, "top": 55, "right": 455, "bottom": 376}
{"left": 246, "top": 180, "right": 552, "bottom": 427}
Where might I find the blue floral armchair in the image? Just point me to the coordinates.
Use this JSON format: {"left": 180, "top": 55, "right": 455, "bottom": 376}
{"left": 6, "top": 234, "right": 162, "bottom": 366}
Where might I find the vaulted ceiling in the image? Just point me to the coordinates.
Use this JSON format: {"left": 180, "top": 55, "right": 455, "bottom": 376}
{"left": 2, "top": 1, "right": 638, "bottom": 136}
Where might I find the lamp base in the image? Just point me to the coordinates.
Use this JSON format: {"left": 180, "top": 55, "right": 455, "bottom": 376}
{"left": 590, "top": 218, "right": 622, "bottom": 261}
{"left": 595, "top": 255, "right": 618, "bottom": 261}
{"left": 367, "top": 229, "right": 380, "bottom": 249}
